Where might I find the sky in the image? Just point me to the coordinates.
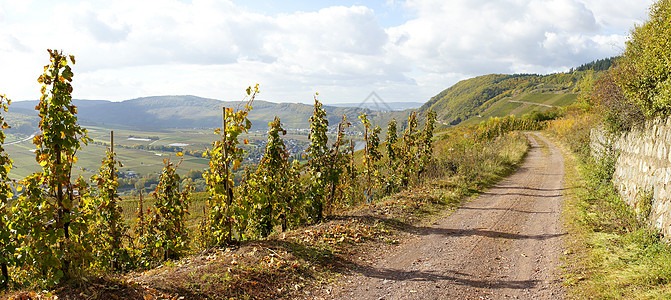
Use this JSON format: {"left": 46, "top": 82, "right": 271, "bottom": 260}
{"left": 0, "top": 0, "right": 656, "bottom": 104}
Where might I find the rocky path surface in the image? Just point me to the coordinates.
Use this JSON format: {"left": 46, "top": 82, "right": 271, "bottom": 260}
{"left": 315, "top": 133, "right": 566, "bottom": 299}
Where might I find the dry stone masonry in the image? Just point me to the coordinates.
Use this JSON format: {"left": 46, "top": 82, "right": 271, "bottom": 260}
{"left": 590, "top": 118, "right": 671, "bottom": 237}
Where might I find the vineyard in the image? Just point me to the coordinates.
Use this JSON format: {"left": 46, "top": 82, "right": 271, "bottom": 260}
{"left": 0, "top": 49, "right": 439, "bottom": 289}
{"left": 0, "top": 50, "right": 552, "bottom": 297}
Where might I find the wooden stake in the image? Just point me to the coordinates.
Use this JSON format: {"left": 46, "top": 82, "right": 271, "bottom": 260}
{"left": 138, "top": 190, "right": 144, "bottom": 237}
{"left": 223, "top": 107, "right": 231, "bottom": 242}
{"left": 109, "top": 130, "right": 119, "bottom": 270}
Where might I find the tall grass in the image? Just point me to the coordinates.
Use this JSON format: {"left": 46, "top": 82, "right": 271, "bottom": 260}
{"left": 547, "top": 112, "right": 671, "bottom": 299}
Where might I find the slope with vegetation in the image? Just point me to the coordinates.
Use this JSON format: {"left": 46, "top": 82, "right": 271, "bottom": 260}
{"left": 1, "top": 0, "right": 666, "bottom": 295}
{"left": 544, "top": 0, "right": 671, "bottom": 298}
{"left": 0, "top": 45, "right": 554, "bottom": 299}
{"left": 418, "top": 58, "right": 616, "bottom": 127}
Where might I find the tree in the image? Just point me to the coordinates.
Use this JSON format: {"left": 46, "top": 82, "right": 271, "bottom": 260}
{"left": 418, "top": 109, "right": 437, "bottom": 178}
{"left": 618, "top": 0, "right": 671, "bottom": 118}
{"left": 306, "top": 98, "right": 351, "bottom": 220}
{"left": 13, "top": 50, "right": 91, "bottom": 284}
{"left": 342, "top": 140, "right": 360, "bottom": 204}
{"left": 306, "top": 97, "right": 330, "bottom": 222}
{"left": 359, "top": 114, "right": 381, "bottom": 201}
{"left": 145, "top": 156, "right": 191, "bottom": 261}
{"left": 248, "top": 117, "right": 293, "bottom": 237}
{"left": 400, "top": 112, "right": 419, "bottom": 187}
{"left": 383, "top": 119, "right": 400, "bottom": 193}
{"left": 385, "top": 119, "right": 399, "bottom": 166}
{"left": 200, "top": 85, "right": 257, "bottom": 246}
{"left": 590, "top": 68, "right": 644, "bottom": 132}
{"left": 88, "top": 132, "right": 129, "bottom": 272}
{"left": 325, "top": 115, "right": 350, "bottom": 209}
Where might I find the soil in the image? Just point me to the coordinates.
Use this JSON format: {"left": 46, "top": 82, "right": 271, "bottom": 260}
{"left": 310, "top": 133, "right": 566, "bottom": 299}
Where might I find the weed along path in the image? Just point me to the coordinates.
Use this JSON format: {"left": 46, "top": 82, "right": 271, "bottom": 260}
{"left": 316, "top": 133, "right": 566, "bottom": 299}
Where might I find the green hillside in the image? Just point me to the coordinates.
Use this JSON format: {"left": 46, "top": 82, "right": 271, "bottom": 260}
{"left": 459, "top": 92, "right": 578, "bottom": 126}
{"left": 418, "top": 71, "right": 594, "bottom": 126}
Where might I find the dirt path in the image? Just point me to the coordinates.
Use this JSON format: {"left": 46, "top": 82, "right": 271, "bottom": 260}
{"left": 315, "top": 133, "right": 566, "bottom": 299}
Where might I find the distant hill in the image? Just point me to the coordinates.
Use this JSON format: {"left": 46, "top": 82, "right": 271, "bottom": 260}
{"left": 8, "top": 96, "right": 382, "bottom": 131}
{"left": 329, "top": 101, "right": 424, "bottom": 111}
{"left": 417, "top": 71, "right": 593, "bottom": 126}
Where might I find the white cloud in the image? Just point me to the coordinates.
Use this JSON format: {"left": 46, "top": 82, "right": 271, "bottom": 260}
{"left": 77, "top": 10, "right": 131, "bottom": 43}
{"left": 390, "top": 0, "right": 622, "bottom": 76}
{"left": 579, "top": 0, "right": 653, "bottom": 30}
{"left": 0, "top": 0, "right": 658, "bottom": 105}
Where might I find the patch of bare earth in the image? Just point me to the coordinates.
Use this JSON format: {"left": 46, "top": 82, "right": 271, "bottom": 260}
{"left": 308, "top": 133, "right": 566, "bottom": 299}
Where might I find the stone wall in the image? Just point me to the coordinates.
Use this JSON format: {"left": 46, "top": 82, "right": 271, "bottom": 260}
{"left": 590, "top": 118, "right": 671, "bottom": 237}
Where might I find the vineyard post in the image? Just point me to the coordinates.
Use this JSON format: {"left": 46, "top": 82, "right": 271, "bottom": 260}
{"left": 50, "top": 54, "right": 70, "bottom": 279}
{"left": 43, "top": 50, "right": 92, "bottom": 279}
{"left": 0, "top": 96, "right": 11, "bottom": 289}
{"left": 350, "top": 140, "right": 355, "bottom": 173}
{"left": 109, "top": 131, "right": 119, "bottom": 270}
{"left": 109, "top": 131, "right": 116, "bottom": 227}
{"left": 326, "top": 116, "right": 347, "bottom": 209}
{"left": 222, "top": 107, "right": 231, "bottom": 242}
{"left": 138, "top": 190, "right": 144, "bottom": 238}
{"left": 351, "top": 140, "right": 355, "bottom": 186}
{"left": 359, "top": 114, "right": 372, "bottom": 202}
{"left": 364, "top": 124, "right": 370, "bottom": 200}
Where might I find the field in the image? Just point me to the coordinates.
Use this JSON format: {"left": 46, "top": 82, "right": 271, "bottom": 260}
{"left": 6, "top": 127, "right": 210, "bottom": 180}
{"left": 4, "top": 123, "right": 318, "bottom": 180}
{"left": 460, "top": 92, "right": 578, "bottom": 126}
{"left": 3, "top": 120, "right": 361, "bottom": 184}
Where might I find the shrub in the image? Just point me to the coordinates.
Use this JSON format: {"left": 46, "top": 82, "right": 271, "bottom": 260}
{"left": 618, "top": 0, "right": 671, "bottom": 118}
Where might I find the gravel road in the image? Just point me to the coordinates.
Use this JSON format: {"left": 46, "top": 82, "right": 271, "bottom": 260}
{"left": 316, "top": 133, "right": 566, "bottom": 299}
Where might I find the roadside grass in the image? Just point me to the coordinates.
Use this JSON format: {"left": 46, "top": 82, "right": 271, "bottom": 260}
{"left": 547, "top": 115, "right": 671, "bottom": 299}
{"left": 533, "top": 134, "right": 551, "bottom": 156}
